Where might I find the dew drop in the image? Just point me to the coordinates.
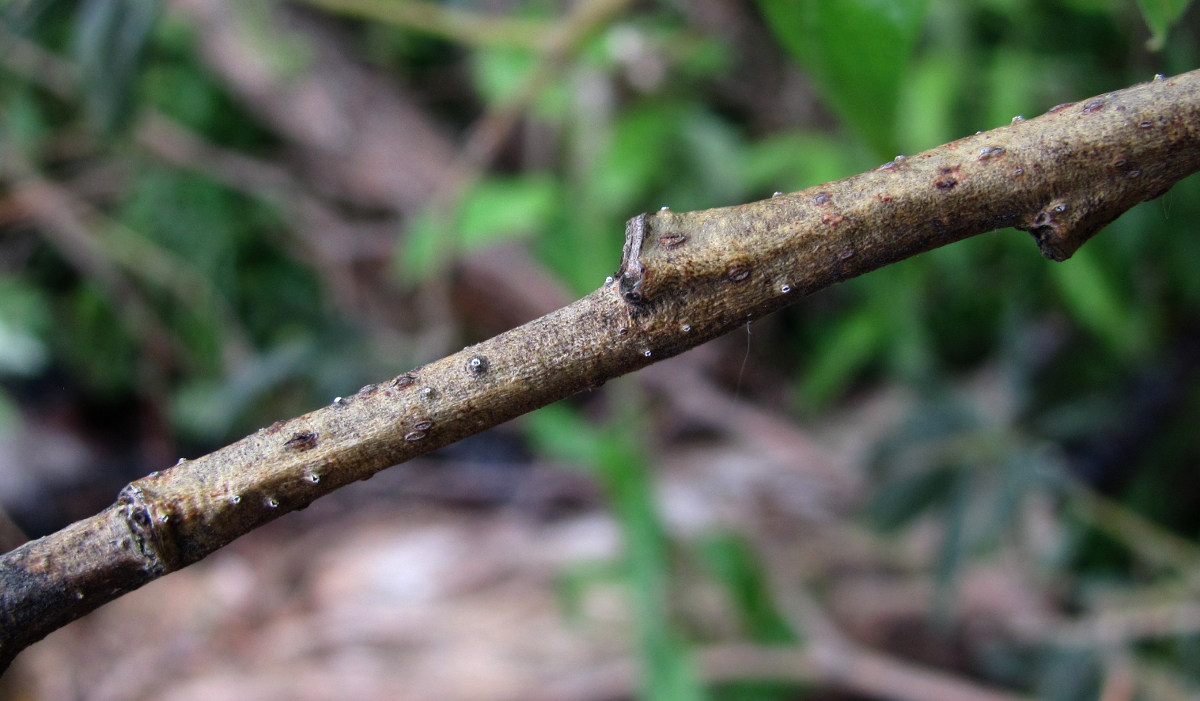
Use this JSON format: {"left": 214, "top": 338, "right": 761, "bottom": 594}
{"left": 619, "top": 327, "right": 629, "bottom": 335}
{"left": 1052, "top": 203, "right": 1068, "bottom": 214}
{"left": 1154, "top": 73, "right": 1165, "bottom": 81}
{"left": 265, "top": 497, "right": 279, "bottom": 508}
{"left": 604, "top": 275, "right": 614, "bottom": 285}
{"left": 781, "top": 284, "right": 792, "bottom": 293}
{"left": 467, "top": 356, "right": 490, "bottom": 375}
{"left": 421, "top": 387, "right": 437, "bottom": 399}
{"left": 1139, "top": 120, "right": 1153, "bottom": 129}
{"left": 333, "top": 396, "right": 348, "bottom": 407}
{"left": 1013, "top": 168, "right": 1025, "bottom": 176}
{"left": 75, "top": 591, "right": 84, "bottom": 600}
{"left": 158, "top": 514, "right": 169, "bottom": 523}
{"left": 404, "top": 431, "right": 427, "bottom": 442}
{"left": 176, "top": 458, "right": 188, "bottom": 466}
{"left": 660, "top": 205, "right": 670, "bottom": 212}
{"left": 772, "top": 191, "right": 783, "bottom": 197}
{"left": 149, "top": 471, "right": 160, "bottom": 478}
{"left": 681, "top": 324, "right": 692, "bottom": 333}
{"left": 643, "top": 350, "right": 653, "bottom": 357}
{"left": 306, "top": 472, "right": 320, "bottom": 484}
{"left": 230, "top": 494, "right": 242, "bottom": 505}
{"left": 1011, "top": 115, "right": 1025, "bottom": 123}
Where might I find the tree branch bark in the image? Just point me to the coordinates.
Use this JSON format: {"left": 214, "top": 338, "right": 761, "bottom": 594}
{"left": 3, "top": 70, "right": 1199, "bottom": 672}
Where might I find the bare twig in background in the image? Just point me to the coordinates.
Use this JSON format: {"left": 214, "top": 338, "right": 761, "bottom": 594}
{"left": 454, "top": 0, "right": 638, "bottom": 171}
{"left": 2, "top": 69, "right": 1199, "bottom": 673}
{"left": 296, "top": 0, "right": 548, "bottom": 49}
{"left": 698, "top": 642, "right": 1034, "bottom": 701}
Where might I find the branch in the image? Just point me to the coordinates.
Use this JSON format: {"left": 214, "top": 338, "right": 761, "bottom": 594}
{"left": 3, "top": 70, "right": 1200, "bottom": 672}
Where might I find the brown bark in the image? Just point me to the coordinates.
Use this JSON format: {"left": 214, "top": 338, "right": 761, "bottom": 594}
{"left": 2, "top": 70, "right": 1200, "bottom": 671}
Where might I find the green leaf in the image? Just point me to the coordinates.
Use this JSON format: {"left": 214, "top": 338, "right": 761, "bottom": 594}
{"left": 696, "top": 533, "right": 796, "bottom": 644}
{"left": 458, "top": 174, "right": 559, "bottom": 245}
{"left": 1, "top": 89, "right": 51, "bottom": 152}
{"left": 469, "top": 45, "right": 567, "bottom": 117}
{"left": 1135, "top": 0, "right": 1192, "bottom": 50}
{"left": 798, "top": 306, "right": 883, "bottom": 408}
{"left": 72, "top": 0, "right": 163, "bottom": 132}
{"left": 398, "top": 174, "right": 560, "bottom": 283}
{"left": 756, "top": 0, "right": 928, "bottom": 157}
{"left": 741, "top": 130, "right": 848, "bottom": 195}
{"left": 867, "top": 463, "right": 958, "bottom": 532}
{"left": 1049, "top": 246, "right": 1147, "bottom": 358}
{"left": 590, "top": 102, "right": 683, "bottom": 215}
{"left": 173, "top": 340, "right": 313, "bottom": 439}
{"left": 0, "top": 389, "right": 17, "bottom": 432}
{"left": 896, "top": 53, "right": 960, "bottom": 152}
{"left": 527, "top": 405, "right": 705, "bottom": 701}
{"left": 0, "top": 276, "right": 50, "bottom": 376}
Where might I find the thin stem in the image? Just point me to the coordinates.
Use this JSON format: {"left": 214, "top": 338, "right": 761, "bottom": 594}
{"left": 297, "top": 0, "right": 547, "bottom": 49}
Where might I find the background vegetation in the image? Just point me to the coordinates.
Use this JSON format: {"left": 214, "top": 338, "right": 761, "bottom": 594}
{"left": 2, "top": 0, "right": 1200, "bottom": 699}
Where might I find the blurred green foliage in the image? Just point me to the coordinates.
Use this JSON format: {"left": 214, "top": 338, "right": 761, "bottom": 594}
{"left": 3, "top": 0, "right": 1200, "bottom": 697}
{"left": 529, "top": 402, "right": 707, "bottom": 701}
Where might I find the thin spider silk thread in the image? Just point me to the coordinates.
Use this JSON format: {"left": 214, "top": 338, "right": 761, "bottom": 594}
{"left": 734, "top": 320, "right": 751, "bottom": 399}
